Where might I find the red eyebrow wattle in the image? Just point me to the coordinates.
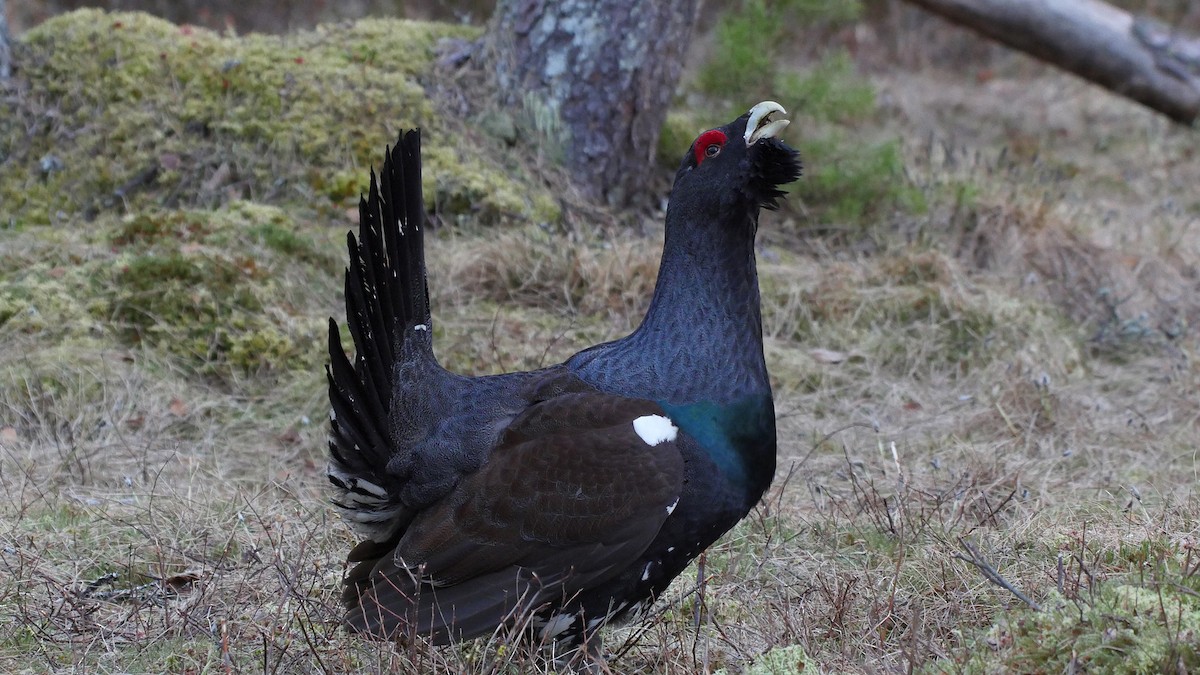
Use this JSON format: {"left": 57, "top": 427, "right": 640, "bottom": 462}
{"left": 693, "top": 129, "right": 727, "bottom": 165}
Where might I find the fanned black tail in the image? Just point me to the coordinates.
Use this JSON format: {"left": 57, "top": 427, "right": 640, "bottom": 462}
{"left": 326, "top": 129, "right": 429, "bottom": 539}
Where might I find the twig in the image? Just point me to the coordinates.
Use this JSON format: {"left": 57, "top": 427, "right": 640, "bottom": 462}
{"left": 954, "top": 537, "right": 1041, "bottom": 611}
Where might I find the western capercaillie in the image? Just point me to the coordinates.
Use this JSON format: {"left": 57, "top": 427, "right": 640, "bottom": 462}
{"left": 327, "top": 102, "right": 801, "bottom": 655}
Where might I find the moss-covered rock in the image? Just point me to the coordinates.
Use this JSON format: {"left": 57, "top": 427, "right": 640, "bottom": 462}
{"left": 1, "top": 9, "right": 559, "bottom": 227}
{"left": 0, "top": 202, "right": 336, "bottom": 377}
{"left": 940, "top": 543, "right": 1200, "bottom": 675}
{"left": 0, "top": 8, "right": 567, "bottom": 382}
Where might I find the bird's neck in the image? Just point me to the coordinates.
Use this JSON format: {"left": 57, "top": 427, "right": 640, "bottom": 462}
{"left": 634, "top": 209, "right": 776, "bottom": 492}
{"left": 566, "top": 207, "right": 776, "bottom": 491}
{"left": 627, "top": 210, "right": 769, "bottom": 404}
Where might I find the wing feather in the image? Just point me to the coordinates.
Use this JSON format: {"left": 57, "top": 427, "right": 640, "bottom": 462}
{"left": 343, "top": 393, "right": 684, "bottom": 642}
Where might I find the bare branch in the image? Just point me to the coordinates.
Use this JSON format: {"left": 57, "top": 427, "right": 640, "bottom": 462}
{"left": 955, "top": 537, "right": 1042, "bottom": 611}
{"left": 901, "top": 0, "right": 1200, "bottom": 125}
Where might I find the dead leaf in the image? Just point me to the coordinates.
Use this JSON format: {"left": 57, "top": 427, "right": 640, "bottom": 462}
{"left": 277, "top": 427, "right": 301, "bottom": 446}
{"left": 168, "top": 397, "right": 188, "bottom": 417}
{"left": 161, "top": 570, "right": 204, "bottom": 592}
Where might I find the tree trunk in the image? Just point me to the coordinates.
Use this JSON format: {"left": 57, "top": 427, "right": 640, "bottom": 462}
{"left": 900, "top": 0, "right": 1200, "bottom": 125}
{"left": 483, "top": 0, "right": 701, "bottom": 206}
{"left": 1, "top": 0, "right": 11, "bottom": 80}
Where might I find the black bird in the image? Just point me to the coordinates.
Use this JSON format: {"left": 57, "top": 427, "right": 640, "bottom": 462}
{"left": 326, "top": 101, "right": 801, "bottom": 650}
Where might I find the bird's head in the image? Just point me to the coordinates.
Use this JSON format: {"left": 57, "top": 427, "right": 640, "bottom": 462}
{"left": 671, "top": 101, "right": 802, "bottom": 216}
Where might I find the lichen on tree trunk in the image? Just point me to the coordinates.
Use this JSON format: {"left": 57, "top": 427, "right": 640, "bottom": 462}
{"left": 1, "top": 0, "right": 12, "bottom": 79}
{"left": 484, "top": 0, "right": 700, "bottom": 207}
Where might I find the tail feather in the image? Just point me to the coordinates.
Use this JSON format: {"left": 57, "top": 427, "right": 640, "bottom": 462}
{"left": 327, "top": 129, "right": 431, "bottom": 537}
{"left": 326, "top": 320, "right": 386, "bottom": 466}
{"left": 343, "top": 252, "right": 392, "bottom": 428}
{"left": 399, "top": 135, "right": 431, "bottom": 333}
{"left": 346, "top": 560, "right": 548, "bottom": 645}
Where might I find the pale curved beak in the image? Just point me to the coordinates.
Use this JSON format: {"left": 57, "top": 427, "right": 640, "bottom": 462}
{"left": 744, "top": 101, "right": 790, "bottom": 145}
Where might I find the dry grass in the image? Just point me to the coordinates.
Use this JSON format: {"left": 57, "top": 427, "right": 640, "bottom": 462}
{"left": 4, "top": 7, "right": 1200, "bottom": 675}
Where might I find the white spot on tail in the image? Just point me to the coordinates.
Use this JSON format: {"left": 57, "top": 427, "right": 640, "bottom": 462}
{"left": 665, "top": 497, "right": 679, "bottom": 516}
{"left": 641, "top": 561, "right": 653, "bottom": 581}
{"left": 539, "top": 613, "right": 575, "bottom": 640}
{"left": 633, "top": 414, "right": 677, "bottom": 446}
{"left": 413, "top": 324, "right": 429, "bottom": 332}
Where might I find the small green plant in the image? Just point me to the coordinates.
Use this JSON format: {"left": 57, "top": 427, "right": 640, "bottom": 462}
{"left": 775, "top": 52, "right": 875, "bottom": 125}
{"left": 689, "top": 0, "right": 924, "bottom": 230}
{"left": 801, "top": 134, "right": 925, "bottom": 225}
{"left": 941, "top": 540, "right": 1200, "bottom": 674}
{"left": 697, "top": 0, "right": 862, "bottom": 108}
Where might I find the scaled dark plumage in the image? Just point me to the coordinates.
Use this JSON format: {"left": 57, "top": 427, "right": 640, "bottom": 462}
{"left": 327, "top": 102, "right": 802, "bottom": 650}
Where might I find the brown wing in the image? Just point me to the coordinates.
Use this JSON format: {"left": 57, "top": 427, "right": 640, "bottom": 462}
{"left": 343, "top": 392, "right": 683, "bottom": 643}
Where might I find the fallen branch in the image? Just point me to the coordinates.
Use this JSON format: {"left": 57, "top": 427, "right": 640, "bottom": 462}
{"left": 901, "top": 0, "right": 1200, "bottom": 125}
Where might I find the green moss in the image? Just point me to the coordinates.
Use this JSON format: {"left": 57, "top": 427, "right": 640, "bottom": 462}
{"left": 112, "top": 251, "right": 248, "bottom": 368}
{"left": 0, "top": 0, "right": 494, "bottom": 382}
{"left": 102, "top": 205, "right": 332, "bottom": 376}
{"left": 249, "top": 221, "right": 322, "bottom": 263}
{"left": 776, "top": 51, "right": 876, "bottom": 125}
{"left": 697, "top": 0, "right": 861, "bottom": 110}
{"left": 2, "top": 9, "right": 556, "bottom": 227}
{"left": 658, "top": 110, "right": 706, "bottom": 169}
{"left": 799, "top": 134, "right": 926, "bottom": 225}
{"left": 946, "top": 587, "right": 1200, "bottom": 674}
{"left": 113, "top": 210, "right": 210, "bottom": 246}
{"left": 0, "top": 261, "right": 107, "bottom": 338}
{"left": 716, "top": 644, "right": 817, "bottom": 675}
{"left": 0, "top": 198, "right": 336, "bottom": 380}
{"left": 935, "top": 540, "right": 1200, "bottom": 674}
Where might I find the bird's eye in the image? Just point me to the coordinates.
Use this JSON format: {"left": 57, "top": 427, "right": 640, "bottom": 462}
{"left": 692, "top": 129, "right": 728, "bottom": 166}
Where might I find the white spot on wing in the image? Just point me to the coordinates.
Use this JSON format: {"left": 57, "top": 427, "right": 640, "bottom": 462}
{"left": 632, "top": 414, "right": 677, "bottom": 446}
{"left": 413, "top": 324, "right": 429, "bottom": 332}
{"left": 665, "top": 497, "right": 679, "bottom": 516}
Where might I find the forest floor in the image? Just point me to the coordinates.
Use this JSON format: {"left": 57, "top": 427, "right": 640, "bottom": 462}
{"left": 1, "top": 7, "right": 1199, "bottom": 675}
